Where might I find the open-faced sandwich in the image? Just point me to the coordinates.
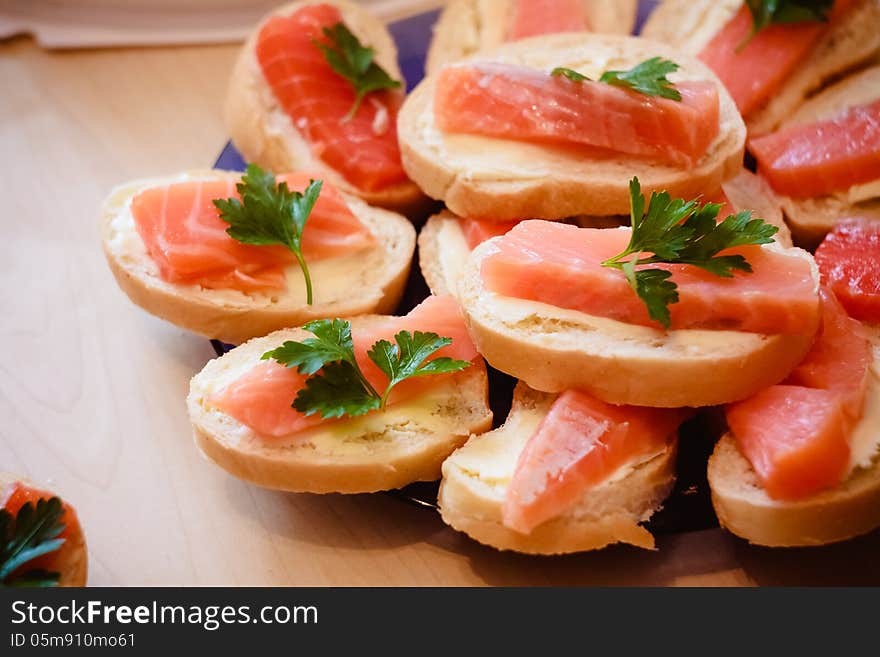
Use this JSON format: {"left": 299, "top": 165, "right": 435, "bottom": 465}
{"left": 187, "top": 295, "right": 492, "bottom": 493}
{"left": 642, "top": 0, "right": 880, "bottom": 136}
{"left": 456, "top": 179, "right": 821, "bottom": 408}
{"left": 439, "top": 383, "right": 687, "bottom": 554}
{"left": 426, "top": 0, "right": 639, "bottom": 74}
{"left": 400, "top": 33, "right": 745, "bottom": 220}
{"left": 225, "top": 0, "right": 427, "bottom": 214}
{"left": 748, "top": 65, "right": 880, "bottom": 248}
{"left": 709, "top": 220, "right": 880, "bottom": 545}
{"left": 102, "top": 165, "right": 415, "bottom": 344}
{"left": 1, "top": 474, "right": 87, "bottom": 587}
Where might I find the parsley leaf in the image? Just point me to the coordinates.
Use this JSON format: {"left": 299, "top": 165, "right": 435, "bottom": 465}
{"left": 213, "top": 164, "right": 322, "bottom": 305}
{"left": 741, "top": 0, "right": 833, "bottom": 48}
{"left": 368, "top": 331, "right": 471, "bottom": 407}
{"left": 264, "top": 321, "right": 471, "bottom": 420}
{"left": 602, "top": 177, "right": 779, "bottom": 329}
{"left": 294, "top": 361, "right": 381, "bottom": 419}
{"left": 551, "top": 67, "right": 591, "bottom": 82}
{"left": 315, "top": 22, "right": 402, "bottom": 121}
{"left": 599, "top": 57, "right": 682, "bottom": 101}
{"left": 1, "top": 497, "right": 66, "bottom": 587}
{"left": 262, "top": 319, "right": 355, "bottom": 375}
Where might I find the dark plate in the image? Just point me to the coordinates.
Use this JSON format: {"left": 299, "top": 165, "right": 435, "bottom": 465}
{"left": 211, "top": 0, "right": 719, "bottom": 535}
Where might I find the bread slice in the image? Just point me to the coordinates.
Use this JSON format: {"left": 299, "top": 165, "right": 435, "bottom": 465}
{"left": 101, "top": 169, "right": 416, "bottom": 344}
{"left": 457, "top": 236, "right": 820, "bottom": 407}
{"left": 0, "top": 473, "right": 88, "bottom": 587}
{"left": 418, "top": 169, "right": 791, "bottom": 297}
{"left": 762, "top": 66, "right": 880, "bottom": 249}
{"left": 709, "top": 436, "right": 880, "bottom": 547}
{"left": 224, "top": 0, "right": 428, "bottom": 216}
{"left": 708, "top": 327, "right": 880, "bottom": 547}
{"left": 187, "top": 319, "right": 493, "bottom": 493}
{"left": 399, "top": 33, "right": 745, "bottom": 220}
{"left": 438, "top": 383, "right": 677, "bottom": 554}
{"left": 641, "top": 0, "right": 880, "bottom": 136}
{"left": 425, "top": 0, "right": 639, "bottom": 75}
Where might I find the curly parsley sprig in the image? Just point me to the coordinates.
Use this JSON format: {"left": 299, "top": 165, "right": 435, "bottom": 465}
{"left": 602, "top": 178, "right": 779, "bottom": 328}
{"left": 315, "top": 22, "right": 402, "bottom": 121}
{"left": 214, "top": 164, "right": 322, "bottom": 305}
{"left": 1, "top": 497, "right": 66, "bottom": 588}
{"left": 552, "top": 57, "right": 682, "bottom": 101}
{"left": 262, "top": 320, "right": 471, "bottom": 419}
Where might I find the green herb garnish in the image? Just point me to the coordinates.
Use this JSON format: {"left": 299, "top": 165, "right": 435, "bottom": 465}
{"left": 1, "top": 497, "right": 66, "bottom": 588}
{"left": 214, "top": 164, "right": 322, "bottom": 305}
{"left": 262, "top": 320, "right": 471, "bottom": 419}
{"left": 551, "top": 57, "right": 682, "bottom": 101}
{"left": 740, "top": 0, "right": 834, "bottom": 49}
{"left": 315, "top": 22, "right": 402, "bottom": 121}
{"left": 551, "top": 67, "right": 591, "bottom": 82}
{"left": 598, "top": 57, "right": 682, "bottom": 101}
{"left": 602, "top": 178, "right": 779, "bottom": 328}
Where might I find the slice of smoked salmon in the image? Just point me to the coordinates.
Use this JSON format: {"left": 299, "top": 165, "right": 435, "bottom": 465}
{"left": 433, "top": 63, "right": 720, "bottom": 167}
{"left": 815, "top": 219, "right": 880, "bottom": 322}
{"left": 699, "top": 0, "right": 854, "bottom": 118}
{"left": 131, "top": 173, "right": 374, "bottom": 293}
{"left": 480, "top": 220, "right": 819, "bottom": 334}
{"left": 2, "top": 481, "right": 81, "bottom": 578}
{"left": 211, "top": 295, "right": 478, "bottom": 438}
{"left": 457, "top": 217, "right": 520, "bottom": 249}
{"left": 786, "top": 287, "right": 872, "bottom": 418}
{"left": 749, "top": 100, "right": 880, "bottom": 198}
{"left": 255, "top": 4, "right": 408, "bottom": 192}
{"left": 502, "top": 390, "right": 683, "bottom": 534}
{"left": 507, "top": 0, "right": 590, "bottom": 41}
{"left": 726, "top": 385, "right": 850, "bottom": 500}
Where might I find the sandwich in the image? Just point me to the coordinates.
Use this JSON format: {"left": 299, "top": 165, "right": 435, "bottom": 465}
{"left": 102, "top": 166, "right": 415, "bottom": 344}
{"left": 187, "top": 295, "right": 492, "bottom": 493}
{"left": 399, "top": 33, "right": 745, "bottom": 220}
{"left": 225, "top": 0, "right": 427, "bottom": 214}
{"left": 1, "top": 473, "right": 87, "bottom": 587}
{"left": 439, "top": 383, "right": 686, "bottom": 554}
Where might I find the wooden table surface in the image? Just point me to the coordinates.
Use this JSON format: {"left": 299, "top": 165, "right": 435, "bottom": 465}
{"left": 2, "top": 35, "right": 878, "bottom": 587}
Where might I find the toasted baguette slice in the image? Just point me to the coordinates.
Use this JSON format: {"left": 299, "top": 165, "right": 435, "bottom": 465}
{"left": 224, "top": 0, "right": 428, "bottom": 215}
{"left": 708, "top": 328, "right": 880, "bottom": 546}
{"left": 0, "top": 473, "right": 88, "bottom": 587}
{"left": 426, "top": 0, "right": 639, "bottom": 75}
{"left": 188, "top": 319, "right": 493, "bottom": 493}
{"left": 101, "top": 169, "right": 416, "bottom": 344}
{"left": 709, "top": 437, "right": 880, "bottom": 547}
{"left": 400, "top": 33, "right": 745, "bottom": 219}
{"left": 763, "top": 66, "right": 880, "bottom": 249}
{"left": 457, "top": 237, "right": 819, "bottom": 407}
{"left": 438, "top": 383, "right": 676, "bottom": 554}
{"left": 642, "top": 0, "right": 880, "bottom": 136}
{"left": 418, "top": 170, "right": 791, "bottom": 297}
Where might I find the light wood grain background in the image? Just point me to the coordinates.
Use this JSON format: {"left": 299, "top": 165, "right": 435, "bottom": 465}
{"left": 1, "top": 15, "right": 878, "bottom": 586}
